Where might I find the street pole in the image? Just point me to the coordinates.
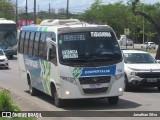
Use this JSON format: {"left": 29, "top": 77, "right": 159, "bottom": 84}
{"left": 143, "top": 16, "right": 144, "bottom": 45}
{"left": 49, "top": 3, "right": 50, "bottom": 19}
{"left": 34, "top": 0, "right": 36, "bottom": 24}
{"left": 142, "top": 4, "right": 146, "bottom": 51}
{"left": 26, "top": 0, "right": 28, "bottom": 25}
{"left": 16, "top": 0, "right": 18, "bottom": 27}
{"left": 66, "top": 0, "right": 69, "bottom": 19}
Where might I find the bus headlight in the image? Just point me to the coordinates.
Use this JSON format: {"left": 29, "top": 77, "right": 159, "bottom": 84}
{"left": 112, "top": 73, "right": 124, "bottom": 82}
{"left": 60, "top": 76, "right": 77, "bottom": 85}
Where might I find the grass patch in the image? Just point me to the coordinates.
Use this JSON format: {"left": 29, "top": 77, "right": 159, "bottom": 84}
{"left": 0, "top": 89, "right": 36, "bottom": 120}
{"left": 0, "top": 89, "right": 20, "bottom": 111}
{"left": 147, "top": 49, "right": 157, "bottom": 53}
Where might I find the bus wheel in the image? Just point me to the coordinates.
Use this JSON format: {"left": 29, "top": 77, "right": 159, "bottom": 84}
{"left": 28, "top": 80, "right": 38, "bottom": 96}
{"left": 53, "top": 91, "right": 63, "bottom": 108}
{"left": 108, "top": 96, "right": 119, "bottom": 105}
{"left": 124, "top": 75, "right": 130, "bottom": 91}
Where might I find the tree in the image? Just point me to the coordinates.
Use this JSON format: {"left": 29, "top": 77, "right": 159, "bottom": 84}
{"left": 0, "top": 0, "right": 15, "bottom": 20}
{"left": 131, "top": 0, "right": 160, "bottom": 59}
{"left": 80, "top": 0, "right": 142, "bottom": 40}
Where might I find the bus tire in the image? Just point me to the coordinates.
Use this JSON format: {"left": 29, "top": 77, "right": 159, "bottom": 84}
{"left": 108, "top": 96, "right": 119, "bottom": 105}
{"left": 51, "top": 83, "right": 63, "bottom": 108}
{"left": 124, "top": 75, "right": 130, "bottom": 91}
{"left": 54, "top": 91, "right": 63, "bottom": 108}
{"left": 28, "top": 76, "right": 38, "bottom": 96}
{"left": 157, "top": 87, "right": 160, "bottom": 91}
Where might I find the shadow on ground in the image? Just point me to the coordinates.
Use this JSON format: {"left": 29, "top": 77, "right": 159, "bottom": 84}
{"left": 25, "top": 90, "right": 141, "bottom": 110}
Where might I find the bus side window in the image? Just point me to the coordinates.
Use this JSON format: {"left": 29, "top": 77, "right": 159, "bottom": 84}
{"left": 34, "top": 32, "right": 40, "bottom": 57}
{"left": 28, "top": 32, "right": 35, "bottom": 56}
{"left": 47, "top": 32, "right": 56, "bottom": 42}
{"left": 24, "top": 31, "right": 30, "bottom": 54}
{"left": 49, "top": 45, "right": 57, "bottom": 65}
{"left": 39, "top": 33, "right": 47, "bottom": 60}
{"left": 19, "top": 31, "right": 25, "bottom": 53}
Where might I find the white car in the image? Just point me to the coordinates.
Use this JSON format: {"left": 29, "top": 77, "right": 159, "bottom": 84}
{"left": 122, "top": 50, "right": 160, "bottom": 91}
{"left": 141, "top": 42, "right": 156, "bottom": 49}
{"left": 0, "top": 49, "right": 9, "bottom": 69}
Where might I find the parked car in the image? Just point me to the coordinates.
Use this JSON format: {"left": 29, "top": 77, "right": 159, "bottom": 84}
{"left": 141, "top": 42, "right": 156, "bottom": 49}
{"left": 0, "top": 49, "right": 9, "bottom": 69}
{"left": 122, "top": 50, "right": 160, "bottom": 91}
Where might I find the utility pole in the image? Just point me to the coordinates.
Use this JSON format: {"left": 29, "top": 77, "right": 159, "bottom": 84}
{"left": 34, "top": 0, "right": 36, "bottom": 24}
{"left": 38, "top": 5, "right": 39, "bottom": 13}
{"left": 49, "top": 3, "right": 50, "bottom": 19}
{"left": 15, "top": 0, "right": 18, "bottom": 27}
{"left": 66, "top": 0, "right": 69, "bottom": 19}
{"left": 25, "top": 0, "right": 28, "bottom": 25}
{"left": 143, "top": 5, "right": 145, "bottom": 45}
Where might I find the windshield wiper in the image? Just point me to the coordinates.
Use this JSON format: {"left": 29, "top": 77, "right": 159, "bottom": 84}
{"left": 64, "top": 58, "right": 94, "bottom": 64}
{"left": 90, "top": 56, "right": 115, "bottom": 61}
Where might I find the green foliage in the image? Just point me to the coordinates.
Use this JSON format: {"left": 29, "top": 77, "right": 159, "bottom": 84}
{"left": 0, "top": 0, "right": 15, "bottom": 20}
{"left": 0, "top": 90, "right": 20, "bottom": 111}
{"left": 79, "top": 0, "right": 160, "bottom": 43}
{"left": 0, "top": 90, "right": 36, "bottom": 120}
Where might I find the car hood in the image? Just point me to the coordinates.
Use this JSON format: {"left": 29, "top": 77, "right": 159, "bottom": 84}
{"left": 0, "top": 56, "right": 6, "bottom": 60}
{"left": 125, "top": 64, "right": 160, "bottom": 71}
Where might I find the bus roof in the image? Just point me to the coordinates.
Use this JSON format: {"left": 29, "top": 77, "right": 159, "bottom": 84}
{"left": 0, "top": 18, "right": 16, "bottom": 24}
{"left": 21, "top": 19, "right": 111, "bottom": 32}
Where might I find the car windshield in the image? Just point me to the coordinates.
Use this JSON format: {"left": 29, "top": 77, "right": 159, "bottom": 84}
{"left": 0, "top": 50, "right": 4, "bottom": 55}
{"left": 123, "top": 53, "right": 156, "bottom": 64}
{"left": 58, "top": 32, "right": 122, "bottom": 66}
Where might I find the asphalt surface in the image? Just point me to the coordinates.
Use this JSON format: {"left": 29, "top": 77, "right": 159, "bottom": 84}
{"left": 0, "top": 54, "right": 160, "bottom": 120}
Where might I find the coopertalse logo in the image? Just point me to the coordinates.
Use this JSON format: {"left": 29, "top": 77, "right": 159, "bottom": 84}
{"left": 72, "top": 68, "right": 83, "bottom": 77}
{"left": 72, "top": 65, "right": 116, "bottom": 77}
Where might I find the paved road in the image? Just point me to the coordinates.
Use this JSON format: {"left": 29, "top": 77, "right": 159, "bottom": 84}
{"left": 0, "top": 56, "right": 160, "bottom": 120}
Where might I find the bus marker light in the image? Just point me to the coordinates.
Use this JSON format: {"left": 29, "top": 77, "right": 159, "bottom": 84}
{"left": 119, "top": 88, "right": 123, "bottom": 92}
{"left": 66, "top": 91, "right": 70, "bottom": 95}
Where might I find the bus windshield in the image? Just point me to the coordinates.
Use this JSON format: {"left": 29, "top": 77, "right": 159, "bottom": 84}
{"left": 0, "top": 24, "right": 17, "bottom": 50}
{"left": 58, "top": 32, "right": 122, "bottom": 66}
{"left": 0, "top": 31, "right": 17, "bottom": 50}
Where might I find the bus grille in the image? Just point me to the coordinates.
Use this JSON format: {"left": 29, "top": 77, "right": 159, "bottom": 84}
{"left": 83, "top": 87, "right": 108, "bottom": 94}
{"left": 79, "top": 76, "right": 111, "bottom": 84}
{"left": 79, "top": 76, "right": 111, "bottom": 94}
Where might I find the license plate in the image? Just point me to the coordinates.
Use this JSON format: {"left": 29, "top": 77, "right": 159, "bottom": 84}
{"left": 89, "top": 84, "right": 102, "bottom": 89}
{"left": 147, "top": 78, "right": 157, "bottom": 82}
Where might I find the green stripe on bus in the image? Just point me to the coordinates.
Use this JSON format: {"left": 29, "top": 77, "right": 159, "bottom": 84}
{"left": 43, "top": 27, "right": 48, "bottom": 31}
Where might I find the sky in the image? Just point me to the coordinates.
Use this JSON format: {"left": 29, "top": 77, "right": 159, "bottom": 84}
{"left": 12, "top": 0, "right": 160, "bottom": 13}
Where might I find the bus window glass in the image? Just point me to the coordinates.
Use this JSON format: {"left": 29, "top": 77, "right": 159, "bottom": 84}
{"left": 19, "top": 31, "right": 25, "bottom": 53}
{"left": 28, "top": 32, "right": 35, "bottom": 56}
{"left": 34, "top": 32, "right": 40, "bottom": 57}
{"left": 47, "top": 32, "right": 56, "bottom": 42}
{"left": 24, "top": 32, "right": 30, "bottom": 54}
{"left": 49, "top": 45, "right": 57, "bottom": 65}
{"left": 39, "top": 33, "right": 47, "bottom": 60}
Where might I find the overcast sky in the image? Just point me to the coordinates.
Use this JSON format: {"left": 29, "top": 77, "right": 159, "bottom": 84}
{"left": 13, "top": 0, "right": 160, "bottom": 13}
